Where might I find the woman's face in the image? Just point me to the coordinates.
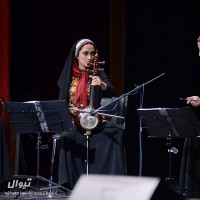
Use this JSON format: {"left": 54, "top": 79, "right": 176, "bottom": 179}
{"left": 77, "top": 44, "right": 95, "bottom": 70}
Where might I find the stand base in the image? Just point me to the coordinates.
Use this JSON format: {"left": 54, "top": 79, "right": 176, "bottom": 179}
{"left": 163, "top": 177, "right": 183, "bottom": 195}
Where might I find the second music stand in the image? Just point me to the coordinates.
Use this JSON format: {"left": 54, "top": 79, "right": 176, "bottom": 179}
{"left": 136, "top": 106, "right": 200, "bottom": 184}
{"left": 6, "top": 100, "right": 73, "bottom": 194}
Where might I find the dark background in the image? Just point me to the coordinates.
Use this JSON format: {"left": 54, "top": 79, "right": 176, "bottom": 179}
{"left": 10, "top": 0, "right": 200, "bottom": 185}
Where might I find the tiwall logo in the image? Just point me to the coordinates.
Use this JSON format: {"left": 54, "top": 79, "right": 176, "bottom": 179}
{"left": 7, "top": 178, "right": 32, "bottom": 190}
{"left": 4, "top": 178, "right": 58, "bottom": 197}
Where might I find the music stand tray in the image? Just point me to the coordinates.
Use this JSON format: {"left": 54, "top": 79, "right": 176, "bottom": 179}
{"left": 136, "top": 106, "right": 200, "bottom": 184}
{"left": 6, "top": 100, "right": 72, "bottom": 194}
{"left": 136, "top": 106, "right": 200, "bottom": 138}
{"left": 6, "top": 99, "right": 73, "bottom": 134}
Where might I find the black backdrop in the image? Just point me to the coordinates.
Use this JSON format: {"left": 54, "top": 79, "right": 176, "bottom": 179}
{"left": 124, "top": 1, "right": 200, "bottom": 181}
{"left": 10, "top": 0, "right": 200, "bottom": 184}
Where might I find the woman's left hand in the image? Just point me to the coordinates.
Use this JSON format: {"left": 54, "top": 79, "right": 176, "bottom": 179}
{"left": 91, "top": 76, "right": 102, "bottom": 86}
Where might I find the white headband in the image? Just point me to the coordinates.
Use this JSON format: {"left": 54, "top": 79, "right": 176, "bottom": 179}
{"left": 75, "top": 39, "right": 94, "bottom": 57}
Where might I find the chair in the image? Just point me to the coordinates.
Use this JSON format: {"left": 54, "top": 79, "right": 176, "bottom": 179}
{"left": 100, "top": 95, "right": 129, "bottom": 175}
{"left": 100, "top": 95, "right": 128, "bottom": 130}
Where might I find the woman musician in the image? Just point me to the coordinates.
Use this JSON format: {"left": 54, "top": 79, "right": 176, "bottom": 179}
{"left": 57, "top": 38, "right": 127, "bottom": 189}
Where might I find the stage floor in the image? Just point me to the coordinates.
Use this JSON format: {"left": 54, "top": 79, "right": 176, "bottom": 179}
{"left": 0, "top": 193, "right": 69, "bottom": 200}
{"left": 0, "top": 176, "right": 199, "bottom": 200}
{"left": 0, "top": 191, "right": 200, "bottom": 200}
{"left": 0, "top": 192, "right": 199, "bottom": 200}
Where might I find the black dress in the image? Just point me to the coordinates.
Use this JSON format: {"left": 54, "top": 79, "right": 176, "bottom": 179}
{"left": 58, "top": 121, "right": 126, "bottom": 189}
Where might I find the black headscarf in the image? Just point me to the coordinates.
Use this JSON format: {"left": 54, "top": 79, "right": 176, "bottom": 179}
{"left": 57, "top": 41, "right": 77, "bottom": 100}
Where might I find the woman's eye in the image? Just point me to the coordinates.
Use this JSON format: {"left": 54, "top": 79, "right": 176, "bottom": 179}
{"left": 90, "top": 52, "right": 95, "bottom": 56}
{"left": 83, "top": 52, "right": 95, "bottom": 57}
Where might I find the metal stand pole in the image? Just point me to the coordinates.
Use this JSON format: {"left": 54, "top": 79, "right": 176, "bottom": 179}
{"left": 84, "top": 130, "right": 91, "bottom": 175}
{"left": 165, "top": 136, "right": 178, "bottom": 183}
{"left": 165, "top": 136, "right": 174, "bottom": 182}
{"left": 36, "top": 133, "right": 42, "bottom": 190}
{"left": 49, "top": 134, "right": 59, "bottom": 192}
{"left": 40, "top": 133, "right": 71, "bottom": 194}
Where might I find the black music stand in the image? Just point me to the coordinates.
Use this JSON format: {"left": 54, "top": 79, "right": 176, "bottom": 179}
{"left": 6, "top": 100, "right": 72, "bottom": 195}
{"left": 136, "top": 106, "right": 200, "bottom": 184}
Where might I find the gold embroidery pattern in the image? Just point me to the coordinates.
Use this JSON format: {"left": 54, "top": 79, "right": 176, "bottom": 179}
{"left": 68, "top": 77, "right": 91, "bottom": 115}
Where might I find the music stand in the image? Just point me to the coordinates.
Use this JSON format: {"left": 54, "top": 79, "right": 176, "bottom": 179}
{"left": 6, "top": 100, "right": 72, "bottom": 194}
{"left": 136, "top": 106, "right": 200, "bottom": 184}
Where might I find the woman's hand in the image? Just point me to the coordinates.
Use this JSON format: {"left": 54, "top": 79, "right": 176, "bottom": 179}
{"left": 91, "top": 76, "right": 101, "bottom": 86}
{"left": 91, "top": 76, "right": 107, "bottom": 90}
